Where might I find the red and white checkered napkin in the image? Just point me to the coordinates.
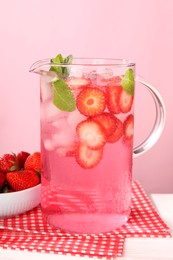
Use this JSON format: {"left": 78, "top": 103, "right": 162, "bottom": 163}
{"left": 0, "top": 181, "right": 171, "bottom": 259}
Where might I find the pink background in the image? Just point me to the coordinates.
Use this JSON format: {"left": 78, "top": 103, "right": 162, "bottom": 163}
{"left": 0, "top": 0, "right": 173, "bottom": 193}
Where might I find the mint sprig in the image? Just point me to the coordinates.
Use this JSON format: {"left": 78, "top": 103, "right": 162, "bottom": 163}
{"left": 49, "top": 53, "right": 76, "bottom": 112}
{"left": 62, "top": 55, "right": 73, "bottom": 78}
{"left": 53, "top": 79, "right": 76, "bottom": 112}
{"left": 121, "top": 69, "right": 134, "bottom": 96}
{"left": 50, "top": 54, "right": 73, "bottom": 79}
{"left": 50, "top": 54, "right": 64, "bottom": 75}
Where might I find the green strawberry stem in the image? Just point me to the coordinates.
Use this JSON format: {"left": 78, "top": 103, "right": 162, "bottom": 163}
{"left": 36, "top": 170, "right": 40, "bottom": 177}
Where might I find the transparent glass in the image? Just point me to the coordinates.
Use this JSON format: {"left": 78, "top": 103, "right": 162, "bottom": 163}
{"left": 30, "top": 58, "right": 166, "bottom": 234}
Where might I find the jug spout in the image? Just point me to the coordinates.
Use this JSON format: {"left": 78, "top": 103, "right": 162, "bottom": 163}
{"left": 29, "top": 59, "right": 47, "bottom": 74}
{"left": 29, "top": 59, "right": 57, "bottom": 77}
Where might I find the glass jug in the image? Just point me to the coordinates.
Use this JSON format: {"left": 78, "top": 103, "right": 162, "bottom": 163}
{"left": 30, "top": 57, "right": 165, "bottom": 234}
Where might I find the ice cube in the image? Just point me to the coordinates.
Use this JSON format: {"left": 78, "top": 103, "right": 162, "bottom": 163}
{"left": 95, "top": 68, "right": 114, "bottom": 87}
{"left": 43, "top": 138, "right": 55, "bottom": 151}
{"left": 43, "top": 124, "right": 76, "bottom": 152}
{"left": 99, "top": 68, "right": 114, "bottom": 79}
{"left": 40, "top": 99, "right": 62, "bottom": 122}
{"left": 52, "top": 128, "right": 76, "bottom": 147}
{"left": 51, "top": 117, "right": 67, "bottom": 128}
{"left": 56, "top": 142, "right": 78, "bottom": 157}
{"left": 40, "top": 75, "right": 54, "bottom": 102}
{"left": 56, "top": 147, "right": 67, "bottom": 157}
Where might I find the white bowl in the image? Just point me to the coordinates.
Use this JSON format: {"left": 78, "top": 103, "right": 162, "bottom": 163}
{"left": 0, "top": 184, "right": 41, "bottom": 218}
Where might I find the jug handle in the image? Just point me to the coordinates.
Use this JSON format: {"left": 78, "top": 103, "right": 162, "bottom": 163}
{"left": 133, "top": 78, "right": 166, "bottom": 157}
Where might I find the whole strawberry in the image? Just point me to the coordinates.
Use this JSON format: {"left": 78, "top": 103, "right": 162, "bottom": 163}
{"left": 0, "top": 172, "right": 6, "bottom": 190}
{"left": 24, "top": 152, "right": 41, "bottom": 173}
{"left": 0, "top": 153, "right": 17, "bottom": 173}
{"left": 17, "top": 151, "right": 30, "bottom": 169}
{"left": 6, "top": 170, "right": 40, "bottom": 191}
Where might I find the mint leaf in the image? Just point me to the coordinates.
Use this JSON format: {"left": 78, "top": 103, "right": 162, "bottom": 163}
{"left": 50, "top": 54, "right": 73, "bottom": 78}
{"left": 63, "top": 55, "right": 73, "bottom": 64}
{"left": 121, "top": 69, "right": 134, "bottom": 96}
{"left": 51, "top": 54, "right": 64, "bottom": 63}
{"left": 50, "top": 54, "right": 75, "bottom": 112}
{"left": 53, "top": 79, "right": 76, "bottom": 112}
{"left": 62, "top": 55, "right": 73, "bottom": 77}
{"left": 50, "top": 54, "right": 64, "bottom": 74}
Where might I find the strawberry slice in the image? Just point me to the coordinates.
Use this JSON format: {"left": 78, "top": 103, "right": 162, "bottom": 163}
{"left": 66, "top": 77, "right": 91, "bottom": 90}
{"left": 75, "top": 143, "right": 103, "bottom": 169}
{"left": 92, "top": 112, "right": 117, "bottom": 137}
{"left": 107, "top": 117, "right": 123, "bottom": 143}
{"left": 123, "top": 114, "right": 134, "bottom": 144}
{"left": 119, "top": 89, "right": 134, "bottom": 113}
{"left": 76, "top": 119, "right": 107, "bottom": 149}
{"left": 76, "top": 87, "right": 106, "bottom": 116}
{"left": 106, "top": 85, "right": 122, "bottom": 114}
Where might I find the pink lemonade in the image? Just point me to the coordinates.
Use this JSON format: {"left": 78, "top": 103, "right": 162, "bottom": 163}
{"left": 40, "top": 57, "right": 134, "bottom": 234}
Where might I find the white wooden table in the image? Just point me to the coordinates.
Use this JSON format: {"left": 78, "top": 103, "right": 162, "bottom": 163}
{"left": 1, "top": 194, "right": 173, "bottom": 260}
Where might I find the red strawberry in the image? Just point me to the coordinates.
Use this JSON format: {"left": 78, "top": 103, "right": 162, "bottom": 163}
{"left": 76, "top": 87, "right": 106, "bottom": 116}
{"left": 66, "top": 77, "right": 91, "bottom": 90}
{"left": 6, "top": 170, "right": 40, "bottom": 191}
{"left": 119, "top": 89, "right": 134, "bottom": 113}
{"left": 76, "top": 119, "right": 107, "bottom": 149}
{"left": 0, "top": 172, "right": 6, "bottom": 190}
{"left": 123, "top": 114, "right": 134, "bottom": 144}
{"left": 92, "top": 112, "right": 117, "bottom": 137}
{"left": 106, "top": 85, "right": 122, "bottom": 114}
{"left": 24, "top": 152, "right": 41, "bottom": 173}
{"left": 0, "top": 153, "right": 17, "bottom": 173}
{"left": 75, "top": 143, "right": 103, "bottom": 169}
{"left": 107, "top": 117, "right": 123, "bottom": 143}
{"left": 17, "top": 151, "right": 30, "bottom": 170}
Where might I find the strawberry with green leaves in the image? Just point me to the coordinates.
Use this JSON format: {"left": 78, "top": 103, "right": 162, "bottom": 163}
{"left": 6, "top": 170, "right": 40, "bottom": 191}
{"left": 0, "top": 153, "right": 18, "bottom": 173}
{"left": 24, "top": 152, "right": 41, "bottom": 173}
